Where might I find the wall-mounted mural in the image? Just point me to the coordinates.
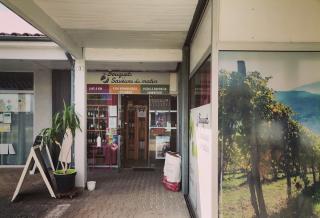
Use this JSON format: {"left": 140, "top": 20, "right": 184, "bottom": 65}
{"left": 219, "top": 52, "right": 320, "bottom": 217}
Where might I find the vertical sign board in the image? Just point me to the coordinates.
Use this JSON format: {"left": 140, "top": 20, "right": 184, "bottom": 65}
{"left": 11, "top": 136, "right": 55, "bottom": 202}
{"left": 189, "top": 103, "right": 212, "bottom": 217}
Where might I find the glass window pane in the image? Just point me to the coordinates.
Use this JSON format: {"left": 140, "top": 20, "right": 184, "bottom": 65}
{"left": 0, "top": 72, "right": 33, "bottom": 90}
{"left": 0, "top": 94, "right": 33, "bottom": 165}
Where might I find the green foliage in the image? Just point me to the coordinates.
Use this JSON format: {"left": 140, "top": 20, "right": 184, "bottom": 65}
{"left": 54, "top": 168, "right": 76, "bottom": 175}
{"left": 60, "top": 101, "right": 81, "bottom": 138}
{"left": 39, "top": 102, "right": 81, "bottom": 174}
{"left": 41, "top": 102, "right": 81, "bottom": 145}
{"left": 219, "top": 66, "right": 320, "bottom": 217}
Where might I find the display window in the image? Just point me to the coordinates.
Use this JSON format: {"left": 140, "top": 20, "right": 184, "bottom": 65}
{"left": 0, "top": 72, "right": 34, "bottom": 165}
{"left": 87, "top": 93, "right": 119, "bottom": 167}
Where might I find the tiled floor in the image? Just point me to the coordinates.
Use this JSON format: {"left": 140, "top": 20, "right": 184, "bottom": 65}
{"left": 0, "top": 168, "right": 190, "bottom": 218}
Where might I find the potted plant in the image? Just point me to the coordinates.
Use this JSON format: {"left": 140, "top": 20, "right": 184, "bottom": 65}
{"left": 41, "top": 102, "right": 81, "bottom": 193}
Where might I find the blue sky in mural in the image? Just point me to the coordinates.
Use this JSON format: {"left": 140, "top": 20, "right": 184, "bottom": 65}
{"left": 219, "top": 52, "right": 320, "bottom": 135}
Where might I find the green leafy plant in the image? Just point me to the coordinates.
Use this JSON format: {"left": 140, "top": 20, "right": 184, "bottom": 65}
{"left": 40, "top": 102, "right": 81, "bottom": 175}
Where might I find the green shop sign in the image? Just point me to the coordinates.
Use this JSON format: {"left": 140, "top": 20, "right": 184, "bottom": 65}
{"left": 141, "top": 85, "right": 169, "bottom": 94}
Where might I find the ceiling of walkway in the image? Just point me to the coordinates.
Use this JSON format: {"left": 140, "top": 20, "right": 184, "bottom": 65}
{"left": 33, "top": 0, "right": 197, "bottom": 48}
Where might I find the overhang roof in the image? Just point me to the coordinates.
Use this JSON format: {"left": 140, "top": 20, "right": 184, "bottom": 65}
{"left": 0, "top": 0, "right": 197, "bottom": 60}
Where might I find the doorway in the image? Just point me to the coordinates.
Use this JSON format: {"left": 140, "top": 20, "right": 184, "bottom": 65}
{"left": 121, "top": 95, "right": 149, "bottom": 168}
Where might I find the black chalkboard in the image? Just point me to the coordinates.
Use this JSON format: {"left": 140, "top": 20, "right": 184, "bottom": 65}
{"left": 34, "top": 146, "right": 54, "bottom": 188}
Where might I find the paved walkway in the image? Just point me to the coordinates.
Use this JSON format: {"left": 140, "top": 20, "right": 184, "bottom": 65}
{"left": 0, "top": 168, "right": 190, "bottom": 218}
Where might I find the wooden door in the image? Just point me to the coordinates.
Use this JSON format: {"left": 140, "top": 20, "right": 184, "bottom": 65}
{"left": 125, "top": 106, "right": 138, "bottom": 160}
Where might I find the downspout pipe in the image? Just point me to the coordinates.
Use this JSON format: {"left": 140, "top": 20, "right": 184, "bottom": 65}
{"left": 65, "top": 52, "right": 75, "bottom": 104}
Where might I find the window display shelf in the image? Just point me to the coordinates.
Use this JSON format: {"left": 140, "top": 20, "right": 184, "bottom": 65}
{"left": 149, "top": 95, "right": 177, "bottom": 161}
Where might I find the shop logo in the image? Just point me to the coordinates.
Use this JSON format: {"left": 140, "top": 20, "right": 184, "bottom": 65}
{"left": 100, "top": 74, "right": 110, "bottom": 83}
{"left": 197, "top": 113, "right": 209, "bottom": 126}
{"left": 100, "top": 72, "right": 159, "bottom": 84}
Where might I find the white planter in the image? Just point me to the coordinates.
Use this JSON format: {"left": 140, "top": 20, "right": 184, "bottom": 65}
{"left": 87, "top": 181, "right": 96, "bottom": 191}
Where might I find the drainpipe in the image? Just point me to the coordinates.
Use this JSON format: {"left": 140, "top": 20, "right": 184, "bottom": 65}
{"left": 65, "top": 52, "right": 75, "bottom": 165}
{"left": 65, "top": 52, "right": 75, "bottom": 104}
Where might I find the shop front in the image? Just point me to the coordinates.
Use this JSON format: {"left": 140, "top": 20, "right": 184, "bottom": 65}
{"left": 86, "top": 71, "right": 178, "bottom": 169}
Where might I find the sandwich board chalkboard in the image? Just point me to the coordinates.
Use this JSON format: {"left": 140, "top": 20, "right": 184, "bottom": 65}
{"left": 11, "top": 136, "right": 56, "bottom": 202}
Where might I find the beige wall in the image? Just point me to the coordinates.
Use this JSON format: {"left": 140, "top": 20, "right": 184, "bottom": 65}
{"left": 219, "top": 0, "right": 320, "bottom": 42}
{"left": 190, "top": 1, "right": 212, "bottom": 73}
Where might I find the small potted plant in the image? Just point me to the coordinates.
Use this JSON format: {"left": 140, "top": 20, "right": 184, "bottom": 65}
{"left": 41, "top": 102, "right": 81, "bottom": 193}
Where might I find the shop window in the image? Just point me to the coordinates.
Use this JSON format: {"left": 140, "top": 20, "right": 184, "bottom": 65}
{"left": 189, "top": 57, "right": 211, "bottom": 109}
{"left": 0, "top": 72, "right": 34, "bottom": 165}
{"left": 0, "top": 72, "right": 33, "bottom": 90}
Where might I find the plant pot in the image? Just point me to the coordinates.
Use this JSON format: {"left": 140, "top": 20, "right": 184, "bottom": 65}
{"left": 87, "top": 181, "right": 96, "bottom": 191}
{"left": 54, "top": 169, "right": 76, "bottom": 193}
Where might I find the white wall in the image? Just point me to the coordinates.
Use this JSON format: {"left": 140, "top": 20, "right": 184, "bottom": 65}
{"left": 34, "top": 70, "right": 52, "bottom": 137}
{"left": 219, "top": 0, "right": 320, "bottom": 42}
{"left": 190, "top": 1, "right": 212, "bottom": 73}
{"left": 0, "top": 41, "right": 67, "bottom": 60}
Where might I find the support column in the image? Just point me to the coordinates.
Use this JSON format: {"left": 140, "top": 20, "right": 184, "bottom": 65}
{"left": 211, "top": 0, "right": 220, "bottom": 216}
{"left": 180, "top": 46, "right": 190, "bottom": 195}
{"left": 74, "top": 59, "right": 87, "bottom": 187}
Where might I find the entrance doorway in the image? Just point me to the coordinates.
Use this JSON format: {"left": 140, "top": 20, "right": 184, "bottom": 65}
{"left": 121, "top": 95, "right": 149, "bottom": 168}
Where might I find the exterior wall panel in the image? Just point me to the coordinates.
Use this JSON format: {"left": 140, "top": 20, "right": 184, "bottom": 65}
{"left": 220, "top": 0, "right": 320, "bottom": 42}
{"left": 190, "top": 1, "right": 212, "bottom": 73}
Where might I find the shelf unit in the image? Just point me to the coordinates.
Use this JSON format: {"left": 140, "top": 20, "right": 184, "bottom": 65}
{"left": 86, "top": 93, "right": 119, "bottom": 167}
{"left": 149, "top": 95, "right": 177, "bottom": 161}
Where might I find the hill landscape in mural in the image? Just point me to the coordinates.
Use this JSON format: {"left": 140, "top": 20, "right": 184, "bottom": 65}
{"left": 219, "top": 52, "right": 320, "bottom": 218}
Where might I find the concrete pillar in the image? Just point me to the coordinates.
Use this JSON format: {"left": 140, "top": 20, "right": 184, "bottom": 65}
{"left": 74, "top": 59, "right": 87, "bottom": 187}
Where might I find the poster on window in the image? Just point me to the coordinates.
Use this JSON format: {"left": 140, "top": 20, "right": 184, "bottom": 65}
{"left": 189, "top": 103, "right": 212, "bottom": 218}
{"left": 219, "top": 52, "right": 320, "bottom": 218}
{"left": 0, "top": 123, "right": 10, "bottom": 132}
{"left": 155, "top": 136, "right": 171, "bottom": 159}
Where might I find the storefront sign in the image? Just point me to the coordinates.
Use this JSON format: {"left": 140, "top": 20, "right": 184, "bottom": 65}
{"left": 87, "top": 84, "right": 170, "bottom": 95}
{"left": 87, "top": 71, "right": 170, "bottom": 85}
{"left": 141, "top": 85, "right": 169, "bottom": 94}
{"left": 87, "top": 71, "right": 174, "bottom": 95}
{"left": 109, "top": 84, "right": 141, "bottom": 94}
{"left": 87, "top": 84, "right": 109, "bottom": 93}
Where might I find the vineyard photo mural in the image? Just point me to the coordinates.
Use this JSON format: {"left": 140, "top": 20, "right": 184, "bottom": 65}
{"left": 219, "top": 52, "right": 320, "bottom": 217}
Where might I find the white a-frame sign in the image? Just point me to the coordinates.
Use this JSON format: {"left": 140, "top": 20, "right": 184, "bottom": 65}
{"left": 11, "top": 136, "right": 56, "bottom": 202}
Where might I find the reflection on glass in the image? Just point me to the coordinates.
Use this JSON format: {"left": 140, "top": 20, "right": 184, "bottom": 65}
{"left": 0, "top": 94, "right": 33, "bottom": 165}
{"left": 148, "top": 95, "right": 177, "bottom": 168}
